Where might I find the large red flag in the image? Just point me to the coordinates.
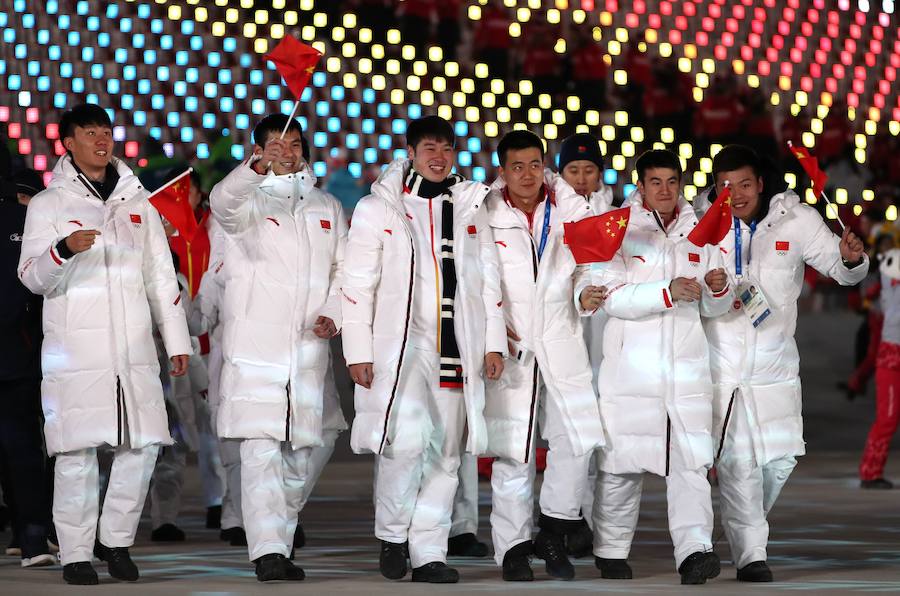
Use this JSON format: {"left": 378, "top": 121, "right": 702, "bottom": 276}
{"left": 563, "top": 207, "right": 631, "bottom": 264}
{"left": 688, "top": 185, "right": 732, "bottom": 247}
{"left": 789, "top": 142, "right": 828, "bottom": 197}
{"left": 264, "top": 37, "right": 323, "bottom": 100}
{"left": 149, "top": 172, "right": 198, "bottom": 241}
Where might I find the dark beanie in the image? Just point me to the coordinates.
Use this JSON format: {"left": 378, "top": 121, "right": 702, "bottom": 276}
{"left": 558, "top": 133, "right": 604, "bottom": 171}
{"left": 13, "top": 169, "right": 45, "bottom": 198}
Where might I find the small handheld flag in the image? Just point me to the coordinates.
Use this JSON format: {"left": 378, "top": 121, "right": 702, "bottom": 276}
{"left": 563, "top": 207, "right": 631, "bottom": 264}
{"left": 264, "top": 37, "right": 323, "bottom": 101}
{"left": 149, "top": 169, "right": 198, "bottom": 241}
{"left": 787, "top": 140, "right": 844, "bottom": 228}
{"left": 688, "top": 183, "right": 732, "bottom": 247}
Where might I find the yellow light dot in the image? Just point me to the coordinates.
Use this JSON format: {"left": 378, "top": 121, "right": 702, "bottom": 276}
{"left": 805, "top": 188, "right": 818, "bottom": 204}
{"left": 614, "top": 111, "right": 628, "bottom": 126}
{"left": 445, "top": 62, "right": 459, "bottom": 77}
{"left": 168, "top": 5, "right": 181, "bottom": 20}
{"left": 402, "top": 45, "right": 416, "bottom": 61}
{"left": 240, "top": 0, "right": 253, "bottom": 8}
{"left": 406, "top": 75, "right": 420, "bottom": 91}
{"left": 566, "top": 96, "right": 580, "bottom": 111}
{"left": 608, "top": 40, "right": 621, "bottom": 56}
{"left": 801, "top": 132, "right": 815, "bottom": 148}
{"left": 835, "top": 188, "right": 848, "bottom": 204}
{"left": 678, "top": 57, "right": 692, "bottom": 73}
{"left": 855, "top": 148, "right": 866, "bottom": 164}
{"left": 784, "top": 172, "right": 796, "bottom": 187}
{"left": 467, "top": 5, "right": 481, "bottom": 20}
{"left": 732, "top": 60, "right": 744, "bottom": 75}
{"left": 855, "top": 133, "right": 867, "bottom": 149}
{"left": 548, "top": 9, "right": 560, "bottom": 24}
{"left": 371, "top": 44, "right": 385, "bottom": 59}
{"left": 544, "top": 123, "right": 558, "bottom": 140}
{"left": 485, "top": 122, "right": 499, "bottom": 138}
{"left": 413, "top": 61, "right": 427, "bottom": 77}
{"left": 225, "top": 8, "right": 238, "bottom": 23}
{"left": 270, "top": 24, "right": 284, "bottom": 39}
{"left": 254, "top": 38, "right": 268, "bottom": 53}
{"left": 825, "top": 203, "right": 838, "bottom": 219}
{"left": 661, "top": 128, "right": 674, "bottom": 144}
{"left": 300, "top": 0, "right": 313, "bottom": 8}
{"left": 573, "top": 9, "right": 586, "bottom": 23}
{"left": 770, "top": 92, "right": 781, "bottom": 106}
{"left": 343, "top": 73, "right": 357, "bottom": 88}
{"left": 575, "top": 124, "right": 589, "bottom": 134}
{"left": 790, "top": 104, "right": 801, "bottom": 117}
{"left": 212, "top": 22, "right": 225, "bottom": 36}
{"left": 601, "top": 125, "right": 615, "bottom": 141}
{"left": 659, "top": 42, "right": 672, "bottom": 58}
{"left": 701, "top": 59, "right": 715, "bottom": 74}
{"left": 508, "top": 94, "right": 521, "bottom": 109}
{"left": 696, "top": 73, "right": 709, "bottom": 88}
{"left": 614, "top": 70, "right": 628, "bottom": 86}
{"left": 699, "top": 158, "right": 712, "bottom": 173}
{"left": 272, "top": 0, "right": 285, "bottom": 8}
{"left": 244, "top": 23, "right": 257, "bottom": 39}
{"left": 509, "top": 22, "right": 521, "bottom": 37}
{"left": 865, "top": 120, "right": 877, "bottom": 136}
{"left": 513, "top": 121, "right": 528, "bottom": 131}
{"left": 853, "top": 204, "right": 863, "bottom": 216}
{"left": 592, "top": 27, "right": 603, "bottom": 42}
{"left": 554, "top": 38, "right": 566, "bottom": 54}
{"left": 817, "top": 104, "right": 829, "bottom": 120}
{"left": 474, "top": 63, "right": 488, "bottom": 79}
{"left": 372, "top": 75, "right": 386, "bottom": 90}
{"left": 195, "top": 7, "right": 208, "bottom": 22}
{"left": 586, "top": 110, "right": 600, "bottom": 126}
{"left": 387, "top": 29, "right": 400, "bottom": 45}
{"left": 538, "top": 94, "right": 551, "bottom": 109}
{"left": 342, "top": 13, "right": 357, "bottom": 28}
{"left": 300, "top": 25, "right": 315, "bottom": 41}
{"left": 482, "top": 93, "right": 496, "bottom": 108}
{"left": 428, "top": 47, "right": 443, "bottom": 62}
{"left": 552, "top": 109, "right": 565, "bottom": 125}
{"left": 491, "top": 79, "right": 505, "bottom": 94}
{"left": 778, "top": 76, "right": 791, "bottom": 91}
{"left": 645, "top": 29, "right": 658, "bottom": 44}
{"left": 612, "top": 155, "right": 626, "bottom": 170}
{"left": 599, "top": 140, "right": 607, "bottom": 153}
{"left": 255, "top": 9, "right": 269, "bottom": 25}
{"left": 465, "top": 106, "right": 480, "bottom": 122}
{"left": 452, "top": 92, "right": 466, "bottom": 107}
{"left": 679, "top": 143, "right": 693, "bottom": 159}
{"left": 848, "top": 107, "right": 857, "bottom": 121}
{"left": 693, "top": 88, "right": 704, "bottom": 103}
{"left": 890, "top": 121, "right": 900, "bottom": 135}
{"left": 421, "top": 90, "right": 435, "bottom": 106}
{"left": 631, "top": 127, "right": 644, "bottom": 142}
{"left": 326, "top": 56, "right": 341, "bottom": 72}
{"left": 684, "top": 185, "right": 697, "bottom": 200}
{"left": 622, "top": 141, "right": 635, "bottom": 157}
{"left": 653, "top": 141, "right": 666, "bottom": 150}
{"left": 386, "top": 60, "right": 400, "bottom": 75}
{"left": 519, "top": 80, "right": 533, "bottom": 95}
{"left": 863, "top": 189, "right": 875, "bottom": 201}
{"left": 693, "top": 171, "right": 707, "bottom": 187}
{"left": 869, "top": 107, "right": 881, "bottom": 122}
{"left": 809, "top": 118, "right": 822, "bottom": 135}
{"left": 600, "top": 11, "right": 613, "bottom": 26}
{"left": 461, "top": 78, "right": 475, "bottom": 94}
{"left": 331, "top": 26, "right": 345, "bottom": 42}
{"left": 313, "top": 12, "right": 327, "bottom": 27}
{"left": 342, "top": 42, "right": 356, "bottom": 58}
{"left": 438, "top": 105, "right": 452, "bottom": 121}
{"left": 684, "top": 44, "right": 697, "bottom": 60}
{"left": 390, "top": 89, "right": 404, "bottom": 105}
{"left": 498, "top": 107, "right": 511, "bottom": 122}
{"left": 885, "top": 205, "right": 897, "bottom": 222}
{"left": 616, "top": 28, "right": 628, "bottom": 43}
{"left": 516, "top": 8, "right": 531, "bottom": 22}
{"left": 358, "top": 28, "right": 372, "bottom": 43}
{"left": 747, "top": 74, "right": 759, "bottom": 88}
{"left": 433, "top": 77, "right": 446, "bottom": 92}
{"left": 313, "top": 41, "right": 327, "bottom": 53}
{"left": 795, "top": 90, "right": 807, "bottom": 107}
{"left": 527, "top": 108, "right": 542, "bottom": 123}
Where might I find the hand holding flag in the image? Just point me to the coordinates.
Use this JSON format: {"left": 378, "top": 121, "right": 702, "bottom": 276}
{"left": 149, "top": 169, "right": 198, "bottom": 241}
{"left": 688, "top": 183, "right": 732, "bottom": 247}
{"left": 563, "top": 207, "right": 631, "bottom": 264}
{"left": 788, "top": 140, "right": 845, "bottom": 228}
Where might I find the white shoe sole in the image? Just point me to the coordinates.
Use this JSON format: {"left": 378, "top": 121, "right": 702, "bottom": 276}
{"left": 22, "top": 553, "right": 58, "bottom": 567}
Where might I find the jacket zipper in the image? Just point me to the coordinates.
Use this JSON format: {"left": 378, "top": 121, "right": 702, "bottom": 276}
{"left": 716, "top": 391, "right": 737, "bottom": 460}
{"left": 285, "top": 380, "right": 292, "bottom": 442}
{"left": 522, "top": 233, "right": 540, "bottom": 463}
{"left": 665, "top": 416, "right": 671, "bottom": 476}
{"left": 116, "top": 376, "right": 124, "bottom": 445}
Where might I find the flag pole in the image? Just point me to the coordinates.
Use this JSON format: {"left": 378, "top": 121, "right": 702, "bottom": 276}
{"left": 279, "top": 99, "right": 301, "bottom": 140}
{"left": 786, "top": 141, "right": 845, "bottom": 230}
{"left": 147, "top": 167, "right": 193, "bottom": 199}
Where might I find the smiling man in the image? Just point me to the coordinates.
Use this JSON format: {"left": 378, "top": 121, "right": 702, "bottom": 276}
{"left": 700, "top": 144, "right": 868, "bottom": 582}
{"left": 18, "top": 103, "right": 191, "bottom": 585}
{"left": 342, "top": 116, "right": 505, "bottom": 583}
{"left": 210, "top": 114, "right": 347, "bottom": 582}
{"left": 580, "top": 149, "right": 732, "bottom": 585}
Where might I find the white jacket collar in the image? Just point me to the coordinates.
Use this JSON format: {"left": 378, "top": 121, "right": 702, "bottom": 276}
{"left": 48, "top": 154, "right": 143, "bottom": 201}
{"left": 625, "top": 188, "right": 698, "bottom": 235}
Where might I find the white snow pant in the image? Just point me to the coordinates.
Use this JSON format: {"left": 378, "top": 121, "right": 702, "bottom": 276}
{"left": 450, "top": 453, "right": 479, "bottom": 538}
{"left": 149, "top": 442, "right": 187, "bottom": 528}
{"left": 219, "top": 439, "right": 243, "bottom": 530}
{"left": 240, "top": 439, "right": 312, "bottom": 561}
{"left": 490, "top": 384, "right": 593, "bottom": 565}
{"left": 53, "top": 445, "right": 159, "bottom": 565}
{"left": 373, "top": 345, "right": 465, "bottom": 568}
{"left": 716, "top": 391, "right": 798, "bottom": 568}
{"left": 592, "top": 467, "right": 714, "bottom": 570}
{"left": 290, "top": 429, "right": 339, "bottom": 529}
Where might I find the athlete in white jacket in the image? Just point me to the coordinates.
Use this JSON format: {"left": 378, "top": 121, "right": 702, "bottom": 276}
{"left": 17, "top": 104, "right": 191, "bottom": 585}
{"left": 698, "top": 145, "right": 868, "bottom": 582}
{"left": 581, "top": 150, "right": 732, "bottom": 585}
{"left": 210, "top": 114, "right": 347, "bottom": 582}
{"left": 342, "top": 116, "right": 505, "bottom": 583}
{"left": 483, "top": 130, "right": 604, "bottom": 581}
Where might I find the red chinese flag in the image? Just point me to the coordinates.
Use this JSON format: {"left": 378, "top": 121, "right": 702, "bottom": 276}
{"left": 264, "top": 37, "right": 323, "bottom": 100}
{"left": 688, "top": 185, "right": 733, "bottom": 247}
{"left": 563, "top": 207, "right": 631, "bottom": 264}
{"left": 149, "top": 174, "right": 198, "bottom": 241}
{"left": 790, "top": 143, "right": 828, "bottom": 197}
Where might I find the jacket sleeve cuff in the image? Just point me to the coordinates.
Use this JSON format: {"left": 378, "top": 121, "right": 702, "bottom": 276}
{"left": 341, "top": 324, "right": 374, "bottom": 365}
{"left": 55, "top": 239, "right": 75, "bottom": 260}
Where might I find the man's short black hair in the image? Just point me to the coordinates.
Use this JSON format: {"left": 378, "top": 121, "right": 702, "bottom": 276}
{"left": 252, "top": 114, "right": 309, "bottom": 161}
{"left": 712, "top": 144, "right": 762, "bottom": 179}
{"left": 59, "top": 103, "right": 112, "bottom": 140}
{"left": 406, "top": 116, "right": 455, "bottom": 150}
{"left": 635, "top": 149, "right": 682, "bottom": 183}
{"left": 497, "top": 130, "right": 544, "bottom": 167}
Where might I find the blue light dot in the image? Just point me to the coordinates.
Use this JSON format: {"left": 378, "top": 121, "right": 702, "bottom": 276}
{"left": 185, "top": 96, "right": 198, "bottom": 111}
{"left": 132, "top": 34, "right": 143, "bottom": 48}
{"left": 314, "top": 132, "right": 328, "bottom": 147}
{"left": 623, "top": 183, "right": 637, "bottom": 196}
{"left": 364, "top": 148, "right": 377, "bottom": 163}
{"left": 86, "top": 93, "right": 98, "bottom": 105}
{"left": 327, "top": 117, "right": 341, "bottom": 133}
{"left": 149, "top": 127, "right": 161, "bottom": 139}
{"left": 196, "top": 143, "right": 209, "bottom": 159}
{"left": 454, "top": 122, "right": 468, "bottom": 137}
{"left": 186, "top": 68, "right": 198, "bottom": 83}
{"left": 249, "top": 70, "right": 263, "bottom": 85}
{"left": 378, "top": 135, "right": 392, "bottom": 150}
{"left": 314, "top": 162, "right": 327, "bottom": 178}
{"left": 281, "top": 100, "right": 294, "bottom": 114}
{"left": 377, "top": 103, "right": 390, "bottom": 118}
{"left": 37, "top": 75, "right": 49, "bottom": 91}
{"left": 27, "top": 61, "right": 39, "bottom": 76}
{"left": 362, "top": 88, "right": 375, "bottom": 104}
{"left": 220, "top": 97, "right": 234, "bottom": 113}
{"left": 180, "top": 128, "right": 193, "bottom": 143}
{"left": 150, "top": 19, "right": 163, "bottom": 34}
{"left": 47, "top": 1, "right": 58, "bottom": 15}
{"left": 98, "top": 32, "right": 109, "bottom": 47}
{"left": 58, "top": 15, "right": 69, "bottom": 29}
{"left": 231, "top": 145, "right": 244, "bottom": 160}
{"left": 120, "top": 18, "right": 131, "bottom": 33}
{"left": 331, "top": 86, "right": 345, "bottom": 101}
{"left": 316, "top": 101, "right": 329, "bottom": 117}
{"left": 174, "top": 81, "right": 187, "bottom": 96}
{"left": 119, "top": 94, "right": 133, "bottom": 109}
{"left": 207, "top": 52, "right": 220, "bottom": 67}
{"left": 312, "top": 72, "right": 326, "bottom": 87}
{"left": 239, "top": 53, "right": 252, "bottom": 68}
{"left": 234, "top": 84, "right": 247, "bottom": 99}
{"left": 267, "top": 85, "right": 281, "bottom": 101}
{"left": 137, "top": 79, "right": 150, "bottom": 94}
{"left": 223, "top": 38, "right": 236, "bottom": 52}
{"left": 468, "top": 138, "right": 481, "bottom": 152}
{"left": 408, "top": 104, "right": 422, "bottom": 119}
{"left": 458, "top": 151, "right": 472, "bottom": 167}
{"left": 105, "top": 4, "right": 117, "bottom": 18}
{"left": 346, "top": 134, "right": 359, "bottom": 149}
{"left": 348, "top": 162, "right": 362, "bottom": 177}
{"left": 122, "top": 64, "right": 135, "bottom": 80}
{"left": 15, "top": 45, "right": 26, "bottom": 60}
{"left": 3, "top": 30, "right": 14, "bottom": 43}
{"left": 190, "top": 36, "right": 202, "bottom": 51}
{"left": 107, "top": 79, "right": 120, "bottom": 94}
{"left": 202, "top": 114, "right": 216, "bottom": 129}
{"left": 604, "top": 169, "right": 618, "bottom": 185}
{"left": 181, "top": 21, "right": 194, "bottom": 35}
{"left": 151, "top": 95, "right": 164, "bottom": 110}
{"left": 72, "top": 78, "right": 84, "bottom": 93}
{"left": 59, "top": 62, "right": 72, "bottom": 77}
{"left": 67, "top": 31, "right": 79, "bottom": 46}
{"left": 491, "top": 152, "right": 499, "bottom": 167}
{"left": 86, "top": 16, "right": 99, "bottom": 31}
{"left": 204, "top": 83, "right": 217, "bottom": 98}
{"left": 53, "top": 92, "right": 66, "bottom": 108}
{"left": 143, "top": 49, "right": 155, "bottom": 64}
{"left": 393, "top": 149, "right": 407, "bottom": 160}
{"left": 176, "top": 51, "right": 189, "bottom": 66}
{"left": 473, "top": 167, "right": 486, "bottom": 181}
{"left": 76, "top": 1, "right": 89, "bottom": 16}
{"left": 137, "top": 5, "right": 149, "bottom": 19}
{"left": 8, "top": 74, "right": 21, "bottom": 90}
{"left": 87, "top": 62, "right": 100, "bottom": 78}
{"left": 133, "top": 111, "right": 146, "bottom": 126}
{"left": 301, "top": 88, "right": 312, "bottom": 102}
{"left": 251, "top": 98, "right": 265, "bottom": 115}
{"left": 167, "top": 112, "right": 180, "bottom": 127}
{"left": 37, "top": 29, "right": 49, "bottom": 44}
{"left": 392, "top": 120, "right": 407, "bottom": 135}
{"left": 114, "top": 48, "right": 128, "bottom": 64}
{"left": 236, "top": 114, "right": 249, "bottom": 129}
{"left": 22, "top": 13, "right": 34, "bottom": 28}
{"left": 160, "top": 34, "right": 173, "bottom": 50}
{"left": 156, "top": 66, "right": 169, "bottom": 81}
{"left": 348, "top": 102, "right": 361, "bottom": 118}
{"left": 362, "top": 119, "right": 375, "bottom": 134}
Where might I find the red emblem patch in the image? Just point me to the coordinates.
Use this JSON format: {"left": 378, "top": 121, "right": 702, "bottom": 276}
{"left": 467, "top": 225, "right": 477, "bottom": 235}
{"left": 130, "top": 214, "right": 141, "bottom": 224}
{"left": 320, "top": 219, "right": 331, "bottom": 230}
{"left": 688, "top": 252, "right": 700, "bottom": 263}
{"left": 775, "top": 241, "right": 790, "bottom": 251}
{"left": 733, "top": 299, "right": 742, "bottom": 310}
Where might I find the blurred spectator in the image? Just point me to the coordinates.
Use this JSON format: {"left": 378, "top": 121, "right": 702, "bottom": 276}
{"left": 354, "top": 0, "right": 390, "bottom": 43}
{"left": 399, "top": 0, "right": 435, "bottom": 56}
{"left": 825, "top": 145, "right": 873, "bottom": 203}
{"left": 474, "top": 0, "right": 511, "bottom": 79}
{"left": 324, "top": 149, "right": 366, "bottom": 216}
{"left": 643, "top": 62, "right": 693, "bottom": 141}
{"left": 521, "top": 28, "right": 563, "bottom": 99}
{"left": 817, "top": 101, "right": 854, "bottom": 164}
{"left": 693, "top": 74, "right": 745, "bottom": 146}
{"left": 436, "top": 0, "right": 463, "bottom": 61}
{"left": 569, "top": 31, "right": 608, "bottom": 110}
{"left": 741, "top": 88, "right": 778, "bottom": 157}
{"left": 0, "top": 168, "right": 55, "bottom": 568}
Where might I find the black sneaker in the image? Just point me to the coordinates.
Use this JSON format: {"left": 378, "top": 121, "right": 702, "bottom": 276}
{"left": 105, "top": 547, "right": 139, "bottom": 582}
{"left": 63, "top": 562, "right": 99, "bottom": 585}
{"left": 595, "top": 556, "right": 633, "bottom": 579}
{"left": 534, "top": 529, "right": 575, "bottom": 580}
{"left": 447, "top": 532, "right": 488, "bottom": 557}
{"left": 294, "top": 522, "right": 306, "bottom": 549}
{"left": 501, "top": 541, "right": 533, "bottom": 581}
{"left": 861, "top": 478, "right": 894, "bottom": 489}
{"left": 411, "top": 561, "right": 459, "bottom": 583}
{"left": 254, "top": 553, "right": 305, "bottom": 582}
{"left": 220, "top": 527, "right": 248, "bottom": 546}
{"left": 379, "top": 540, "right": 408, "bottom": 580}
{"left": 206, "top": 505, "right": 222, "bottom": 529}
{"left": 151, "top": 523, "right": 186, "bottom": 542}
{"left": 565, "top": 519, "right": 593, "bottom": 558}
{"left": 737, "top": 561, "right": 773, "bottom": 582}
{"left": 678, "top": 551, "right": 720, "bottom": 585}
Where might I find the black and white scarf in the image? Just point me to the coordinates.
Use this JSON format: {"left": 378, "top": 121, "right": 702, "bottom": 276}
{"left": 404, "top": 168, "right": 466, "bottom": 389}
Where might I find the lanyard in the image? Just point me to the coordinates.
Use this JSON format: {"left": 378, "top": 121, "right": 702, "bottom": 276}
{"left": 537, "top": 199, "right": 551, "bottom": 261}
{"left": 734, "top": 217, "right": 756, "bottom": 278}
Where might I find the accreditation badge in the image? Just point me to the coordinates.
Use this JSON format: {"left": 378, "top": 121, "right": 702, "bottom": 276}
{"left": 737, "top": 280, "right": 771, "bottom": 328}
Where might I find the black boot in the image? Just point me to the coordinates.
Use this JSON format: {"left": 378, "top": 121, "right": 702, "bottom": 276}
{"left": 294, "top": 521, "right": 306, "bottom": 549}
{"left": 379, "top": 540, "right": 408, "bottom": 580}
{"left": 151, "top": 523, "right": 186, "bottom": 542}
{"left": 63, "top": 562, "right": 99, "bottom": 585}
{"left": 105, "top": 547, "right": 139, "bottom": 582}
{"left": 565, "top": 518, "right": 593, "bottom": 558}
{"left": 595, "top": 557, "right": 633, "bottom": 579}
{"left": 254, "top": 553, "right": 305, "bottom": 582}
{"left": 205, "top": 505, "right": 222, "bottom": 529}
{"left": 860, "top": 478, "right": 894, "bottom": 489}
{"left": 501, "top": 541, "right": 533, "bottom": 581}
{"left": 447, "top": 532, "right": 488, "bottom": 557}
{"left": 533, "top": 514, "right": 576, "bottom": 580}
{"left": 737, "top": 561, "right": 773, "bottom": 582}
{"left": 220, "top": 527, "right": 247, "bottom": 546}
{"left": 678, "top": 551, "right": 720, "bottom": 585}
{"left": 411, "top": 561, "right": 459, "bottom": 583}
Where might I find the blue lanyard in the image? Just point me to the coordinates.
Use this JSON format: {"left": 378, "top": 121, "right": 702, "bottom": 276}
{"left": 734, "top": 217, "right": 756, "bottom": 278}
{"left": 537, "top": 199, "right": 552, "bottom": 261}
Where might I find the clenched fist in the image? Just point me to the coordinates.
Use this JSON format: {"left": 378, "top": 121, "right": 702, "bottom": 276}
{"left": 579, "top": 285, "right": 608, "bottom": 311}
{"left": 669, "top": 277, "right": 702, "bottom": 302}
{"left": 65, "top": 229, "right": 101, "bottom": 254}
{"left": 704, "top": 268, "right": 728, "bottom": 293}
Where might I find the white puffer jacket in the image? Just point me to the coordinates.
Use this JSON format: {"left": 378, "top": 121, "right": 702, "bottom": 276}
{"left": 18, "top": 155, "right": 191, "bottom": 455}
{"left": 695, "top": 189, "right": 868, "bottom": 464}
{"left": 578, "top": 192, "right": 734, "bottom": 476}
{"left": 483, "top": 171, "right": 603, "bottom": 463}
{"left": 583, "top": 186, "right": 615, "bottom": 386}
{"left": 211, "top": 161, "right": 347, "bottom": 449}
{"left": 341, "top": 159, "right": 506, "bottom": 456}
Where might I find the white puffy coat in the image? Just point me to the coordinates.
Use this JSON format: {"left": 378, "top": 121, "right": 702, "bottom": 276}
{"left": 483, "top": 171, "right": 604, "bottom": 463}
{"left": 18, "top": 155, "right": 191, "bottom": 456}
{"left": 211, "top": 162, "right": 347, "bottom": 449}
{"left": 695, "top": 190, "right": 868, "bottom": 464}
{"left": 583, "top": 186, "right": 615, "bottom": 385}
{"left": 342, "top": 159, "right": 506, "bottom": 456}
{"left": 580, "top": 192, "right": 733, "bottom": 476}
